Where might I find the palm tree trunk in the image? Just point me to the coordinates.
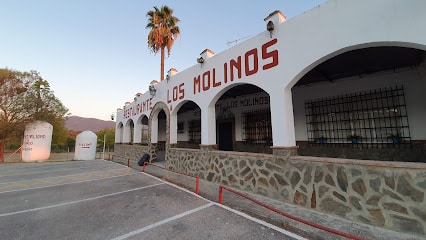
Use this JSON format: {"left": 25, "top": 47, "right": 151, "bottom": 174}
{"left": 160, "top": 47, "right": 164, "bottom": 81}
{"left": 160, "top": 47, "right": 165, "bottom": 81}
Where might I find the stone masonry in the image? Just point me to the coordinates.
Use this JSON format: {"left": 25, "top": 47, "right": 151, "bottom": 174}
{"left": 115, "top": 143, "right": 426, "bottom": 237}
{"left": 166, "top": 147, "right": 426, "bottom": 237}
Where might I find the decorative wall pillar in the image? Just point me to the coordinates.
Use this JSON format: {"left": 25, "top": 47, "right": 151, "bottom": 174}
{"left": 201, "top": 105, "right": 216, "bottom": 145}
{"left": 169, "top": 111, "right": 178, "bottom": 144}
{"left": 200, "top": 144, "right": 218, "bottom": 151}
{"left": 133, "top": 121, "right": 142, "bottom": 144}
{"left": 269, "top": 87, "right": 296, "bottom": 146}
{"left": 122, "top": 123, "right": 131, "bottom": 144}
{"left": 271, "top": 146, "right": 298, "bottom": 166}
{"left": 149, "top": 143, "right": 157, "bottom": 162}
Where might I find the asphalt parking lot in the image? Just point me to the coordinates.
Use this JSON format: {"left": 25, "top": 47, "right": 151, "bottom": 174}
{"left": 0, "top": 160, "right": 304, "bottom": 240}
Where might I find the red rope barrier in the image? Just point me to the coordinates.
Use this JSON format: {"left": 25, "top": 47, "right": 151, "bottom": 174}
{"left": 219, "top": 185, "right": 365, "bottom": 240}
{"left": 110, "top": 155, "right": 131, "bottom": 168}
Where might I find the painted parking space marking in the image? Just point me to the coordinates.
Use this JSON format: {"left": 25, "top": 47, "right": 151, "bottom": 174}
{"left": 0, "top": 183, "right": 164, "bottom": 217}
{"left": 0, "top": 161, "right": 123, "bottom": 177}
{"left": 112, "top": 203, "right": 216, "bottom": 240}
{"left": 0, "top": 172, "right": 140, "bottom": 194}
{"left": 218, "top": 203, "right": 307, "bottom": 240}
{"left": 0, "top": 167, "right": 135, "bottom": 193}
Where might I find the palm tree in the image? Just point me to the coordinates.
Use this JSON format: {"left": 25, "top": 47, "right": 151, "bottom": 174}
{"left": 146, "top": 5, "right": 180, "bottom": 81}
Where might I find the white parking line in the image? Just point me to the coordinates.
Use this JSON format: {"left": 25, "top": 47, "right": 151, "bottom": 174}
{"left": 0, "top": 183, "right": 164, "bottom": 217}
{"left": 0, "top": 162, "right": 124, "bottom": 177}
{"left": 0, "top": 168, "right": 132, "bottom": 186}
{"left": 217, "top": 203, "right": 307, "bottom": 240}
{"left": 0, "top": 172, "right": 140, "bottom": 194}
{"left": 112, "top": 202, "right": 215, "bottom": 240}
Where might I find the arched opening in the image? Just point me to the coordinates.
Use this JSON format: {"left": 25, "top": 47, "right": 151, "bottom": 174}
{"left": 135, "top": 115, "right": 149, "bottom": 145}
{"left": 215, "top": 84, "right": 272, "bottom": 153}
{"left": 291, "top": 46, "right": 426, "bottom": 161}
{"left": 176, "top": 101, "right": 201, "bottom": 149}
{"left": 124, "top": 119, "right": 134, "bottom": 144}
{"left": 157, "top": 109, "right": 167, "bottom": 161}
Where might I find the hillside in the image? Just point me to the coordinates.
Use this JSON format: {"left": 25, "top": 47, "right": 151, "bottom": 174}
{"left": 65, "top": 116, "right": 115, "bottom": 132}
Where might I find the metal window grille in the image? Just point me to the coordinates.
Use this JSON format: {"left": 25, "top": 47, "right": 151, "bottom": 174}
{"left": 141, "top": 124, "right": 149, "bottom": 145}
{"left": 242, "top": 109, "right": 272, "bottom": 144}
{"left": 188, "top": 120, "right": 201, "bottom": 143}
{"left": 305, "top": 85, "right": 411, "bottom": 148}
{"left": 129, "top": 121, "right": 134, "bottom": 144}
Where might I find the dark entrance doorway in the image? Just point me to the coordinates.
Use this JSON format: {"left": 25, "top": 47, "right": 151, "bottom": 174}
{"left": 218, "top": 122, "right": 233, "bottom": 151}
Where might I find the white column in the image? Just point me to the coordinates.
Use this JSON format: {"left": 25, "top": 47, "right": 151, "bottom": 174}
{"left": 133, "top": 121, "right": 142, "bottom": 144}
{"left": 150, "top": 116, "right": 158, "bottom": 143}
{"left": 114, "top": 124, "right": 121, "bottom": 143}
{"left": 122, "top": 124, "right": 131, "bottom": 143}
{"left": 270, "top": 87, "right": 296, "bottom": 146}
{"left": 201, "top": 105, "right": 216, "bottom": 145}
{"left": 169, "top": 111, "right": 177, "bottom": 144}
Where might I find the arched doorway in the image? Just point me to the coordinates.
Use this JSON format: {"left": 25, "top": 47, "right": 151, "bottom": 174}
{"left": 149, "top": 102, "right": 169, "bottom": 163}
{"left": 123, "top": 119, "right": 134, "bottom": 144}
{"left": 156, "top": 110, "right": 167, "bottom": 162}
{"left": 175, "top": 101, "right": 201, "bottom": 149}
{"left": 215, "top": 84, "right": 272, "bottom": 153}
{"left": 291, "top": 46, "right": 426, "bottom": 161}
{"left": 135, "top": 115, "right": 149, "bottom": 145}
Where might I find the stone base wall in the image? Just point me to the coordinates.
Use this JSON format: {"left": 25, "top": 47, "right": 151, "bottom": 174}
{"left": 114, "top": 144, "right": 152, "bottom": 162}
{"left": 114, "top": 143, "right": 426, "bottom": 236}
{"left": 166, "top": 147, "right": 426, "bottom": 236}
{"left": 234, "top": 141, "right": 272, "bottom": 154}
{"left": 298, "top": 141, "right": 426, "bottom": 163}
{"left": 176, "top": 141, "right": 200, "bottom": 149}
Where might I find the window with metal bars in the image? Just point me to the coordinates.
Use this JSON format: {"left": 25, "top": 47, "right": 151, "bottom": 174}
{"left": 188, "top": 120, "right": 201, "bottom": 143}
{"left": 242, "top": 109, "right": 272, "bottom": 144}
{"left": 141, "top": 124, "right": 149, "bottom": 144}
{"left": 305, "top": 85, "right": 411, "bottom": 147}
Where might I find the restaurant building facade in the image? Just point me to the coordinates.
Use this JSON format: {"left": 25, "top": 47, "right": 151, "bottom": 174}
{"left": 114, "top": 0, "right": 426, "bottom": 236}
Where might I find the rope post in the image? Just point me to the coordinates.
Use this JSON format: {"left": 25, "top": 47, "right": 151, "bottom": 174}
{"left": 195, "top": 177, "right": 199, "bottom": 195}
{"left": 219, "top": 185, "right": 223, "bottom": 204}
{"left": 142, "top": 162, "right": 148, "bottom": 172}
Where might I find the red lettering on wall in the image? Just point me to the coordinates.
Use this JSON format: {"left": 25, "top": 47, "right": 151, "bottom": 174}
{"left": 194, "top": 69, "right": 218, "bottom": 94}
{"left": 167, "top": 90, "right": 172, "bottom": 103}
{"left": 245, "top": 48, "right": 258, "bottom": 76}
{"left": 143, "top": 100, "right": 148, "bottom": 112}
{"left": 190, "top": 40, "right": 278, "bottom": 96}
{"left": 179, "top": 83, "right": 185, "bottom": 99}
{"left": 168, "top": 83, "right": 185, "bottom": 103}
{"left": 194, "top": 75, "right": 201, "bottom": 94}
{"left": 173, "top": 86, "right": 179, "bottom": 101}
{"left": 262, "top": 38, "right": 278, "bottom": 70}
{"left": 223, "top": 63, "right": 228, "bottom": 84}
{"left": 212, "top": 68, "right": 220, "bottom": 87}
{"left": 202, "top": 71, "right": 211, "bottom": 91}
{"left": 230, "top": 56, "right": 242, "bottom": 81}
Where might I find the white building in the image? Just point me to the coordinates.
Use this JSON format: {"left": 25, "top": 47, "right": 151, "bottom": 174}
{"left": 114, "top": 0, "right": 426, "bottom": 236}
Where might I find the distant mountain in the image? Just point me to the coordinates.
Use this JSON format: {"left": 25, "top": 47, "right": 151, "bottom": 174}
{"left": 65, "top": 116, "right": 115, "bottom": 132}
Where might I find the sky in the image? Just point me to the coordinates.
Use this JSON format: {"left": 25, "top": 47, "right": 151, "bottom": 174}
{"left": 1, "top": 0, "right": 326, "bottom": 121}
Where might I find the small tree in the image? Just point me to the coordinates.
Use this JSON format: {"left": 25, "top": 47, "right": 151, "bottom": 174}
{"left": 0, "top": 68, "right": 69, "bottom": 162}
{"left": 97, "top": 127, "right": 115, "bottom": 152}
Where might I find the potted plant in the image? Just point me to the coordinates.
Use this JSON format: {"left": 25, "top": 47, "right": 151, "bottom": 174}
{"left": 347, "top": 135, "right": 361, "bottom": 144}
{"left": 318, "top": 136, "right": 326, "bottom": 144}
{"left": 389, "top": 133, "right": 402, "bottom": 144}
